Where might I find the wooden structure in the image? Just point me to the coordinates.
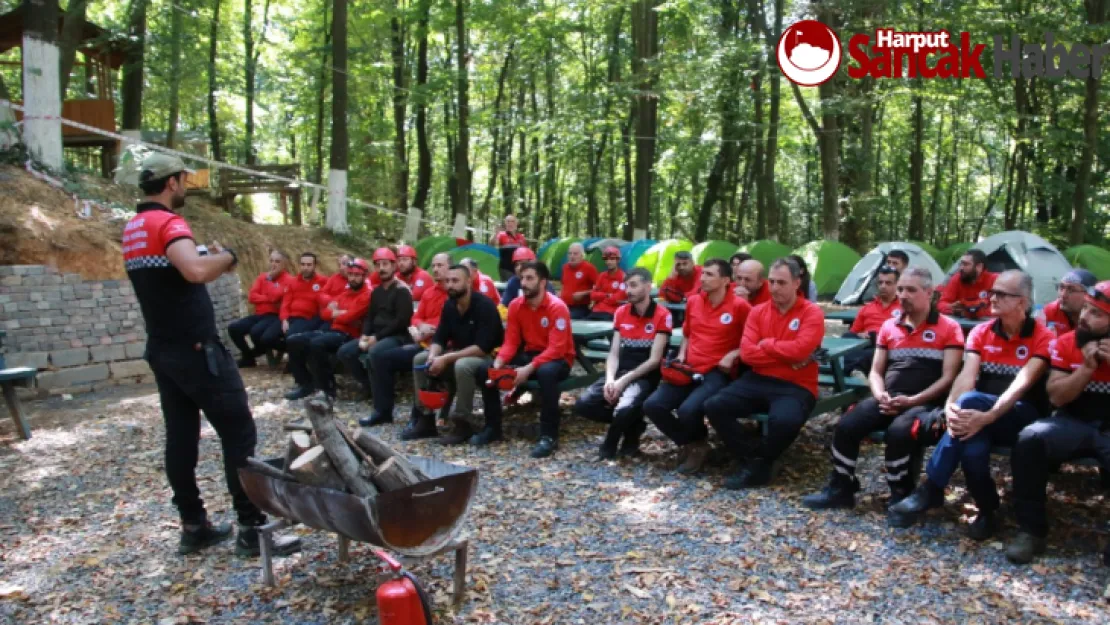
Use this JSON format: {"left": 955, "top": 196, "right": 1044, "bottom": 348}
{"left": 0, "top": 330, "right": 36, "bottom": 440}
{"left": 0, "top": 10, "right": 127, "bottom": 177}
{"left": 219, "top": 164, "right": 303, "bottom": 225}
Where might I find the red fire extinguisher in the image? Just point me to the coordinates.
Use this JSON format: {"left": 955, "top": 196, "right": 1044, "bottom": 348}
{"left": 374, "top": 549, "right": 433, "bottom": 625}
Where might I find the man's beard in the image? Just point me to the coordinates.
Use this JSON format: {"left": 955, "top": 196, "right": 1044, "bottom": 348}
{"left": 379, "top": 271, "right": 393, "bottom": 283}
{"left": 1075, "top": 324, "right": 1107, "bottom": 346}
{"left": 172, "top": 190, "right": 186, "bottom": 209}
{"left": 522, "top": 286, "right": 540, "bottom": 299}
{"left": 959, "top": 270, "right": 976, "bottom": 284}
{"left": 448, "top": 288, "right": 466, "bottom": 299}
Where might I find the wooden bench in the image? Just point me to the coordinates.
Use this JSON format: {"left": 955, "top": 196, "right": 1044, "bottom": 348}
{"left": 218, "top": 164, "right": 303, "bottom": 224}
{"left": 0, "top": 331, "right": 37, "bottom": 440}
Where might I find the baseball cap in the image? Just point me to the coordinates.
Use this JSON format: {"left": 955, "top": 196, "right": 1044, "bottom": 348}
{"left": 139, "top": 153, "right": 195, "bottom": 182}
{"left": 1060, "top": 269, "right": 1097, "bottom": 289}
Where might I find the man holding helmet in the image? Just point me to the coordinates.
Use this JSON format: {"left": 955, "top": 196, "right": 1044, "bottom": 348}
{"left": 348, "top": 248, "right": 414, "bottom": 416}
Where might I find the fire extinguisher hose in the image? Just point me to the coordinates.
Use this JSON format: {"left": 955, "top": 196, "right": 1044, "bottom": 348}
{"left": 402, "top": 570, "right": 434, "bottom": 625}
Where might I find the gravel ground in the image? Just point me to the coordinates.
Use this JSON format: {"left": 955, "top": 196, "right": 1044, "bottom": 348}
{"left": 1, "top": 368, "right": 1108, "bottom": 624}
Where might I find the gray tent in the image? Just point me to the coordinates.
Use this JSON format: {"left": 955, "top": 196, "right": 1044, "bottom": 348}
{"left": 943, "top": 231, "right": 1071, "bottom": 307}
{"left": 835, "top": 242, "right": 946, "bottom": 305}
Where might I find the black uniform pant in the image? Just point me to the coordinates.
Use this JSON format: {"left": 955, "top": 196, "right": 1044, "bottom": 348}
{"left": 286, "top": 330, "right": 354, "bottom": 396}
{"left": 228, "top": 314, "right": 281, "bottom": 358}
{"left": 574, "top": 374, "right": 655, "bottom": 446}
{"left": 642, "top": 370, "right": 730, "bottom": 446}
{"left": 705, "top": 372, "right": 816, "bottom": 462}
{"left": 825, "top": 396, "right": 938, "bottom": 494}
{"left": 569, "top": 305, "right": 591, "bottom": 320}
{"left": 477, "top": 352, "right": 570, "bottom": 439}
{"left": 366, "top": 339, "right": 419, "bottom": 416}
{"left": 1012, "top": 413, "right": 1110, "bottom": 537}
{"left": 146, "top": 341, "right": 265, "bottom": 526}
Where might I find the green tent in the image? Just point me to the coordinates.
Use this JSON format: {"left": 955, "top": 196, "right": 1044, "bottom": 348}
{"left": 792, "top": 240, "right": 862, "bottom": 297}
{"left": 738, "top": 239, "right": 792, "bottom": 267}
{"left": 417, "top": 237, "right": 460, "bottom": 269}
{"left": 1065, "top": 244, "right": 1110, "bottom": 281}
{"left": 692, "top": 240, "right": 740, "bottom": 265}
{"left": 540, "top": 237, "right": 584, "bottom": 280}
{"left": 907, "top": 240, "right": 942, "bottom": 263}
{"left": 446, "top": 246, "right": 500, "bottom": 278}
{"left": 635, "top": 239, "right": 694, "bottom": 284}
{"left": 937, "top": 241, "right": 973, "bottom": 269}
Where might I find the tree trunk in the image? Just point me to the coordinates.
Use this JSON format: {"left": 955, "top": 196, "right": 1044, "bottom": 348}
{"left": 928, "top": 109, "right": 947, "bottom": 243}
{"left": 165, "top": 0, "right": 185, "bottom": 148}
{"left": 480, "top": 46, "right": 514, "bottom": 223}
{"left": 207, "top": 0, "right": 223, "bottom": 162}
{"left": 621, "top": 110, "right": 634, "bottom": 239}
{"left": 630, "top": 0, "right": 660, "bottom": 238}
{"left": 58, "top": 0, "right": 90, "bottom": 95}
{"left": 908, "top": 92, "right": 925, "bottom": 240}
{"left": 24, "top": 0, "right": 63, "bottom": 170}
{"left": 586, "top": 9, "right": 623, "bottom": 237}
{"left": 391, "top": 2, "right": 408, "bottom": 212}
{"left": 243, "top": 0, "right": 255, "bottom": 163}
{"left": 696, "top": 0, "right": 742, "bottom": 241}
{"left": 326, "top": 0, "right": 349, "bottom": 232}
{"left": 412, "top": 0, "right": 432, "bottom": 214}
{"left": 121, "top": 0, "right": 148, "bottom": 133}
{"left": 762, "top": 0, "right": 783, "bottom": 238}
{"left": 453, "top": 0, "right": 471, "bottom": 220}
{"left": 542, "top": 43, "right": 557, "bottom": 233}
{"left": 313, "top": 0, "right": 331, "bottom": 185}
{"left": 1070, "top": 0, "right": 1106, "bottom": 244}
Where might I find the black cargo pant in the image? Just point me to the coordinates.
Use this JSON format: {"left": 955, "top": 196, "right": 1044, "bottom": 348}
{"left": 574, "top": 374, "right": 656, "bottom": 447}
{"left": 704, "top": 372, "right": 816, "bottom": 462}
{"left": 286, "top": 330, "right": 354, "bottom": 396}
{"left": 146, "top": 340, "right": 265, "bottom": 526}
{"left": 228, "top": 314, "right": 281, "bottom": 358}
{"left": 477, "top": 352, "right": 570, "bottom": 439}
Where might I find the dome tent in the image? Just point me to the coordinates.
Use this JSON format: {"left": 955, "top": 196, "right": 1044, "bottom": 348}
{"left": 738, "top": 239, "right": 792, "bottom": 268}
{"left": 692, "top": 240, "right": 741, "bottom": 265}
{"left": 447, "top": 245, "right": 501, "bottom": 278}
{"left": 944, "top": 230, "right": 1071, "bottom": 306}
{"left": 586, "top": 238, "right": 629, "bottom": 272}
{"left": 937, "top": 241, "right": 973, "bottom": 269}
{"left": 907, "top": 240, "right": 942, "bottom": 263}
{"left": 417, "top": 236, "right": 460, "bottom": 268}
{"left": 541, "top": 237, "right": 584, "bottom": 280}
{"left": 635, "top": 239, "right": 694, "bottom": 284}
{"left": 1064, "top": 245, "right": 1110, "bottom": 281}
{"left": 835, "top": 242, "right": 946, "bottom": 305}
{"left": 792, "top": 241, "right": 862, "bottom": 297}
{"left": 619, "top": 239, "right": 657, "bottom": 272}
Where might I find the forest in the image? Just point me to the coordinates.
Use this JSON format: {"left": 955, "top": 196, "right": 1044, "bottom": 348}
{"left": 5, "top": 0, "right": 1109, "bottom": 250}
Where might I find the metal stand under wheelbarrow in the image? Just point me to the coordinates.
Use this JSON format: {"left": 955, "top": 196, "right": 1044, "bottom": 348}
{"left": 239, "top": 456, "right": 479, "bottom": 605}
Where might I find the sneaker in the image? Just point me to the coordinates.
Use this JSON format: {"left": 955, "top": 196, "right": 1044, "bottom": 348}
{"left": 469, "top": 426, "right": 503, "bottom": 447}
{"left": 530, "top": 436, "right": 558, "bottom": 459}
{"left": 178, "top": 520, "right": 233, "bottom": 555}
{"left": 358, "top": 410, "right": 394, "bottom": 427}
{"left": 284, "top": 385, "right": 314, "bottom": 401}
{"left": 677, "top": 441, "right": 710, "bottom": 475}
{"left": 801, "top": 471, "right": 860, "bottom": 510}
{"left": 723, "top": 458, "right": 774, "bottom": 490}
{"left": 235, "top": 525, "right": 303, "bottom": 558}
{"left": 967, "top": 511, "right": 998, "bottom": 542}
{"left": 237, "top": 357, "right": 257, "bottom": 368}
{"left": 888, "top": 480, "right": 945, "bottom": 528}
{"left": 1005, "top": 531, "right": 1046, "bottom": 564}
{"left": 437, "top": 422, "right": 474, "bottom": 446}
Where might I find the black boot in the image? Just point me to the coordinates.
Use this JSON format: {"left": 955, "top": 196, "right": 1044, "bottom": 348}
{"left": 359, "top": 409, "right": 394, "bottom": 427}
{"left": 723, "top": 458, "right": 774, "bottom": 490}
{"left": 470, "top": 422, "right": 503, "bottom": 446}
{"left": 438, "top": 421, "right": 475, "bottom": 446}
{"left": 888, "top": 480, "right": 945, "bottom": 528}
{"left": 967, "top": 510, "right": 998, "bottom": 542}
{"left": 178, "top": 519, "right": 233, "bottom": 555}
{"left": 284, "top": 385, "right": 314, "bottom": 400}
{"left": 236, "top": 356, "right": 257, "bottom": 368}
{"left": 530, "top": 436, "right": 558, "bottom": 458}
{"left": 235, "top": 524, "right": 303, "bottom": 558}
{"left": 401, "top": 407, "right": 438, "bottom": 441}
{"left": 618, "top": 420, "right": 646, "bottom": 458}
{"left": 801, "top": 471, "right": 860, "bottom": 510}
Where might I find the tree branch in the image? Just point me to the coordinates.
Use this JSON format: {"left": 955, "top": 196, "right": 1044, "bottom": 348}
{"left": 790, "top": 82, "right": 821, "bottom": 136}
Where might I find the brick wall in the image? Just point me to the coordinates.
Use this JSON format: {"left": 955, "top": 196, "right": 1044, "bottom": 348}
{"left": 0, "top": 265, "right": 244, "bottom": 396}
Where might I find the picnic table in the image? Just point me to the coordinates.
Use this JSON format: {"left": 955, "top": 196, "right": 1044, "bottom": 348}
{"left": 0, "top": 329, "right": 37, "bottom": 440}
{"left": 825, "top": 308, "right": 988, "bottom": 333}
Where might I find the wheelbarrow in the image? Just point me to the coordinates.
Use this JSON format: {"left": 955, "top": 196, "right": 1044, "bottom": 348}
{"left": 238, "top": 455, "right": 479, "bottom": 604}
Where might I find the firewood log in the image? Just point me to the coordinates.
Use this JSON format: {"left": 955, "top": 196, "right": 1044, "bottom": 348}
{"left": 304, "top": 398, "right": 380, "bottom": 499}
{"left": 282, "top": 431, "right": 314, "bottom": 471}
{"left": 353, "top": 428, "right": 431, "bottom": 482}
{"left": 288, "top": 446, "right": 346, "bottom": 491}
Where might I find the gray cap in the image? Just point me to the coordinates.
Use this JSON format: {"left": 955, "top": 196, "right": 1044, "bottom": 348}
{"left": 139, "top": 153, "right": 194, "bottom": 182}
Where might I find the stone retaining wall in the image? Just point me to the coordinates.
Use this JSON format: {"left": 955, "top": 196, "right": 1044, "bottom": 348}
{"left": 0, "top": 265, "right": 244, "bottom": 396}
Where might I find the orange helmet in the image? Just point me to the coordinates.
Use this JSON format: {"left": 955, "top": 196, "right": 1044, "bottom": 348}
{"left": 397, "top": 244, "right": 417, "bottom": 259}
{"left": 372, "top": 247, "right": 397, "bottom": 263}
{"left": 485, "top": 367, "right": 517, "bottom": 391}
{"left": 602, "top": 246, "right": 621, "bottom": 259}
{"left": 512, "top": 247, "right": 536, "bottom": 263}
{"left": 1087, "top": 281, "right": 1110, "bottom": 315}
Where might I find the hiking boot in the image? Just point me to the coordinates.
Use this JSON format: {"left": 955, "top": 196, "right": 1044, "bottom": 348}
{"left": 1005, "top": 531, "right": 1046, "bottom": 564}
{"left": 437, "top": 422, "right": 474, "bottom": 446}
{"left": 530, "top": 436, "right": 558, "bottom": 459}
{"left": 284, "top": 385, "right": 314, "bottom": 401}
{"left": 236, "top": 357, "right": 257, "bottom": 368}
{"left": 618, "top": 422, "right": 646, "bottom": 458}
{"left": 359, "top": 410, "right": 394, "bottom": 427}
{"left": 801, "top": 471, "right": 860, "bottom": 510}
{"left": 235, "top": 525, "right": 303, "bottom": 558}
{"left": 178, "top": 520, "right": 233, "bottom": 555}
{"left": 967, "top": 510, "right": 998, "bottom": 542}
{"left": 677, "top": 441, "right": 710, "bottom": 475}
{"left": 723, "top": 458, "right": 774, "bottom": 490}
{"left": 888, "top": 480, "right": 945, "bottom": 528}
{"left": 469, "top": 426, "right": 503, "bottom": 447}
{"left": 597, "top": 442, "right": 618, "bottom": 461}
{"left": 401, "top": 408, "right": 438, "bottom": 441}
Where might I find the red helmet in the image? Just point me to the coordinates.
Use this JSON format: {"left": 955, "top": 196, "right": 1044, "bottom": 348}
{"left": 397, "top": 244, "right": 417, "bottom": 259}
{"left": 1087, "top": 280, "right": 1110, "bottom": 315}
{"left": 512, "top": 247, "right": 536, "bottom": 263}
{"left": 660, "top": 360, "right": 699, "bottom": 387}
{"left": 485, "top": 367, "right": 517, "bottom": 391}
{"left": 418, "top": 389, "right": 449, "bottom": 410}
{"left": 347, "top": 258, "right": 370, "bottom": 275}
{"left": 602, "top": 246, "right": 621, "bottom": 259}
{"left": 372, "top": 247, "right": 397, "bottom": 263}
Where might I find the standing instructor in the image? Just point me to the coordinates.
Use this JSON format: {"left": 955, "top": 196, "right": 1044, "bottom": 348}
{"left": 123, "top": 154, "right": 299, "bottom": 557}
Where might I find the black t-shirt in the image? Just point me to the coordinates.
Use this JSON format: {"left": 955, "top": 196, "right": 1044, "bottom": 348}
{"left": 432, "top": 292, "right": 504, "bottom": 354}
{"left": 364, "top": 280, "right": 413, "bottom": 341}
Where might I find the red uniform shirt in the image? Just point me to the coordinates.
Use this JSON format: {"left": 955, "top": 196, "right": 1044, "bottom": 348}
{"left": 741, "top": 298, "right": 825, "bottom": 397}
{"left": 398, "top": 267, "right": 434, "bottom": 302}
{"left": 850, "top": 296, "right": 903, "bottom": 336}
{"left": 746, "top": 281, "right": 772, "bottom": 307}
{"left": 323, "top": 272, "right": 348, "bottom": 297}
{"left": 411, "top": 282, "right": 449, "bottom": 328}
{"left": 560, "top": 262, "right": 599, "bottom": 308}
{"left": 875, "top": 310, "right": 965, "bottom": 396}
{"left": 319, "top": 283, "right": 371, "bottom": 338}
{"left": 590, "top": 269, "right": 628, "bottom": 315}
{"left": 495, "top": 231, "right": 527, "bottom": 247}
{"left": 472, "top": 271, "right": 499, "bottom": 303}
{"left": 613, "top": 301, "right": 673, "bottom": 373}
{"left": 683, "top": 290, "right": 752, "bottom": 374}
{"left": 966, "top": 317, "right": 1053, "bottom": 411}
{"left": 1038, "top": 299, "right": 1077, "bottom": 337}
{"left": 660, "top": 266, "right": 703, "bottom": 303}
{"left": 280, "top": 273, "right": 328, "bottom": 321}
{"left": 247, "top": 271, "right": 293, "bottom": 316}
{"left": 1048, "top": 331, "right": 1110, "bottom": 422}
{"left": 500, "top": 291, "right": 576, "bottom": 367}
{"left": 939, "top": 270, "right": 998, "bottom": 318}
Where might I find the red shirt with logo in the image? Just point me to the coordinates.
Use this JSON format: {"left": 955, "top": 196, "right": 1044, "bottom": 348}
{"left": 741, "top": 298, "right": 825, "bottom": 397}
{"left": 323, "top": 272, "right": 348, "bottom": 298}
{"left": 560, "top": 262, "right": 599, "bottom": 308}
{"left": 472, "top": 271, "right": 500, "bottom": 303}
{"left": 660, "top": 266, "right": 703, "bottom": 303}
{"left": 938, "top": 270, "right": 998, "bottom": 318}
{"left": 683, "top": 290, "right": 752, "bottom": 374}
{"left": 247, "top": 271, "right": 294, "bottom": 316}
{"left": 281, "top": 273, "right": 329, "bottom": 321}
{"left": 590, "top": 269, "right": 628, "bottom": 315}
{"left": 850, "top": 296, "right": 903, "bottom": 336}
{"left": 398, "top": 267, "right": 434, "bottom": 301}
{"left": 1048, "top": 331, "right": 1110, "bottom": 422}
{"left": 495, "top": 231, "right": 527, "bottom": 247}
{"left": 966, "top": 317, "right": 1053, "bottom": 411}
{"left": 319, "top": 283, "right": 371, "bottom": 338}
{"left": 613, "top": 301, "right": 673, "bottom": 373}
{"left": 500, "top": 291, "right": 576, "bottom": 367}
{"left": 411, "top": 282, "right": 449, "bottom": 329}
{"left": 875, "top": 310, "right": 965, "bottom": 396}
{"left": 1038, "top": 299, "right": 1076, "bottom": 337}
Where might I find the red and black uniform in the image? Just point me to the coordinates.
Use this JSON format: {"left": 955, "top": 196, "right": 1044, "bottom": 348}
{"left": 660, "top": 266, "right": 703, "bottom": 303}
{"left": 494, "top": 230, "right": 527, "bottom": 247}
{"left": 228, "top": 271, "right": 293, "bottom": 361}
{"left": 939, "top": 270, "right": 998, "bottom": 319}
{"left": 494, "top": 231, "right": 528, "bottom": 279}
{"left": 1012, "top": 330, "right": 1110, "bottom": 538}
{"left": 560, "top": 262, "right": 599, "bottom": 318}
{"left": 825, "top": 309, "right": 965, "bottom": 495}
{"left": 280, "top": 273, "right": 329, "bottom": 336}
{"left": 123, "top": 201, "right": 266, "bottom": 527}
{"left": 1038, "top": 299, "right": 1077, "bottom": 337}
{"left": 575, "top": 301, "right": 674, "bottom": 453}
{"left": 479, "top": 292, "right": 575, "bottom": 439}
{"left": 588, "top": 268, "right": 628, "bottom": 318}
{"left": 843, "top": 296, "right": 904, "bottom": 376}
{"left": 642, "top": 290, "right": 750, "bottom": 448}
{"left": 964, "top": 318, "right": 1053, "bottom": 412}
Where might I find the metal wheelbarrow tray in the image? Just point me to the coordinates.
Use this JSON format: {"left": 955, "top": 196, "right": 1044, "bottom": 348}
{"left": 239, "top": 456, "right": 479, "bottom": 604}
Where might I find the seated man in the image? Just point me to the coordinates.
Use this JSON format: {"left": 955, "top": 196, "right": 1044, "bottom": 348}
{"left": 411, "top": 264, "right": 504, "bottom": 445}
{"left": 284, "top": 258, "right": 372, "bottom": 400}
{"left": 802, "top": 267, "right": 963, "bottom": 509}
{"left": 1005, "top": 281, "right": 1110, "bottom": 565}
{"left": 660, "top": 250, "right": 703, "bottom": 303}
{"left": 396, "top": 245, "right": 433, "bottom": 301}
{"left": 730, "top": 252, "right": 752, "bottom": 283}
{"left": 280, "top": 252, "right": 329, "bottom": 339}
{"left": 461, "top": 257, "right": 500, "bottom": 303}
{"left": 575, "top": 267, "right": 671, "bottom": 459}
{"left": 230, "top": 250, "right": 292, "bottom": 367}
{"left": 706, "top": 258, "right": 825, "bottom": 489}
{"left": 890, "top": 270, "right": 1052, "bottom": 538}
{"left": 322, "top": 253, "right": 352, "bottom": 298}
{"left": 643, "top": 259, "right": 751, "bottom": 474}
{"left": 1037, "top": 269, "right": 1096, "bottom": 337}
{"left": 359, "top": 253, "right": 450, "bottom": 430}
{"left": 841, "top": 265, "right": 902, "bottom": 375}
{"left": 939, "top": 249, "right": 997, "bottom": 319}
{"left": 560, "top": 242, "right": 599, "bottom": 319}
{"left": 474, "top": 262, "right": 576, "bottom": 458}
{"left": 884, "top": 249, "right": 909, "bottom": 275}
{"left": 587, "top": 246, "right": 627, "bottom": 321}
{"left": 732, "top": 259, "right": 772, "bottom": 306}
{"left": 501, "top": 247, "right": 555, "bottom": 304}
